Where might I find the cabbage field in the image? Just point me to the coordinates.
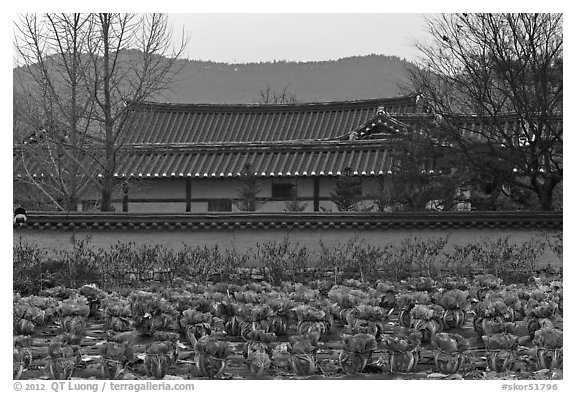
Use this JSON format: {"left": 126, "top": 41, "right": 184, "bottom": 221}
{"left": 13, "top": 274, "right": 563, "bottom": 380}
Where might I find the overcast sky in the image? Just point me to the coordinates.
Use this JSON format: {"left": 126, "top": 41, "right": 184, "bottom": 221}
{"left": 167, "top": 13, "right": 432, "bottom": 64}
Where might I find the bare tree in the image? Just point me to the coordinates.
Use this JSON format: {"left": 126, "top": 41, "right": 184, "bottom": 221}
{"left": 257, "top": 84, "right": 297, "bottom": 104}
{"left": 408, "top": 13, "right": 562, "bottom": 210}
{"left": 14, "top": 13, "right": 189, "bottom": 211}
{"left": 14, "top": 14, "right": 99, "bottom": 211}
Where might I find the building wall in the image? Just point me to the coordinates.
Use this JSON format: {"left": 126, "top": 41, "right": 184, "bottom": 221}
{"left": 120, "top": 177, "right": 361, "bottom": 213}
{"left": 14, "top": 176, "right": 420, "bottom": 213}
{"left": 130, "top": 179, "right": 186, "bottom": 199}
{"left": 190, "top": 179, "right": 241, "bottom": 199}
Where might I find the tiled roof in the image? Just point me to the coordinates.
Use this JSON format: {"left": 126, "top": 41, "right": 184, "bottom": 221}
{"left": 12, "top": 150, "right": 93, "bottom": 180}
{"left": 14, "top": 93, "right": 561, "bottom": 181}
{"left": 115, "top": 141, "right": 395, "bottom": 179}
{"left": 122, "top": 95, "right": 424, "bottom": 144}
{"left": 14, "top": 141, "right": 398, "bottom": 179}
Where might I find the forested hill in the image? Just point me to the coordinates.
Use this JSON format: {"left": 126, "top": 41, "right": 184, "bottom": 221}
{"left": 155, "top": 54, "right": 417, "bottom": 104}
{"left": 13, "top": 54, "right": 417, "bottom": 104}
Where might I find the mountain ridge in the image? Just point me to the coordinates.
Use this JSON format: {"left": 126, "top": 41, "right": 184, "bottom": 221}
{"left": 153, "top": 54, "right": 417, "bottom": 104}
{"left": 14, "top": 53, "right": 417, "bottom": 104}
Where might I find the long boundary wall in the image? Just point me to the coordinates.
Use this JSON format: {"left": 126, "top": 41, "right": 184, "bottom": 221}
{"left": 13, "top": 212, "right": 563, "bottom": 269}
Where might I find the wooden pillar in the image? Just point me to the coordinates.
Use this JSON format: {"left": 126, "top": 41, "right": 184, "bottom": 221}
{"left": 122, "top": 185, "right": 129, "bottom": 212}
{"left": 313, "top": 177, "right": 320, "bottom": 212}
{"left": 185, "top": 177, "right": 192, "bottom": 212}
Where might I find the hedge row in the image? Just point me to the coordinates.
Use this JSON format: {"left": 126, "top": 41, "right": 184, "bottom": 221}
{"left": 13, "top": 234, "right": 562, "bottom": 295}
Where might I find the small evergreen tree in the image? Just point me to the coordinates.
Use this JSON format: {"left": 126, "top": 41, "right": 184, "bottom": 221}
{"left": 330, "top": 167, "right": 362, "bottom": 211}
{"left": 235, "top": 163, "right": 263, "bottom": 211}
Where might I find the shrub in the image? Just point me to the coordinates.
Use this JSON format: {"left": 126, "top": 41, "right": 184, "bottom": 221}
{"left": 380, "top": 237, "right": 447, "bottom": 279}
{"left": 14, "top": 236, "right": 100, "bottom": 294}
{"left": 349, "top": 240, "right": 385, "bottom": 283}
{"left": 377, "top": 245, "right": 410, "bottom": 281}
{"left": 469, "top": 237, "right": 514, "bottom": 278}
{"left": 439, "top": 244, "right": 477, "bottom": 277}
{"left": 157, "top": 247, "right": 179, "bottom": 284}
{"left": 469, "top": 237, "right": 546, "bottom": 283}
{"left": 221, "top": 249, "right": 251, "bottom": 282}
{"left": 318, "top": 238, "right": 385, "bottom": 284}
{"left": 175, "top": 244, "right": 248, "bottom": 285}
{"left": 14, "top": 234, "right": 554, "bottom": 289}
{"left": 13, "top": 237, "right": 47, "bottom": 294}
{"left": 97, "top": 242, "right": 136, "bottom": 288}
{"left": 409, "top": 237, "right": 448, "bottom": 277}
{"left": 507, "top": 239, "right": 547, "bottom": 282}
{"left": 254, "top": 237, "right": 310, "bottom": 285}
{"left": 58, "top": 236, "right": 101, "bottom": 288}
{"left": 546, "top": 232, "right": 562, "bottom": 263}
{"left": 98, "top": 242, "right": 162, "bottom": 287}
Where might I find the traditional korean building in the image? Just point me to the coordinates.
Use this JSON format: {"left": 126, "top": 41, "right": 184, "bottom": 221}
{"left": 106, "top": 94, "right": 435, "bottom": 213}
{"left": 19, "top": 93, "right": 554, "bottom": 213}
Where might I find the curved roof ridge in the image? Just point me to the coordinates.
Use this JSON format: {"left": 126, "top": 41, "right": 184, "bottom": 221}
{"left": 127, "top": 94, "right": 420, "bottom": 112}
{"left": 120, "top": 139, "right": 399, "bottom": 151}
{"left": 122, "top": 93, "right": 426, "bottom": 144}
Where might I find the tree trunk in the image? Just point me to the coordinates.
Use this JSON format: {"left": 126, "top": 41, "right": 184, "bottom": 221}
{"left": 533, "top": 176, "right": 559, "bottom": 211}
{"left": 100, "top": 156, "right": 117, "bottom": 211}
{"left": 99, "top": 14, "right": 115, "bottom": 212}
{"left": 65, "top": 197, "right": 79, "bottom": 212}
{"left": 536, "top": 188, "right": 554, "bottom": 211}
{"left": 101, "top": 187, "right": 113, "bottom": 212}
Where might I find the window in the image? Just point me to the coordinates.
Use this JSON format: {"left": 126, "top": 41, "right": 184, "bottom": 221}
{"left": 208, "top": 199, "right": 232, "bottom": 212}
{"left": 271, "top": 183, "right": 294, "bottom": 199}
